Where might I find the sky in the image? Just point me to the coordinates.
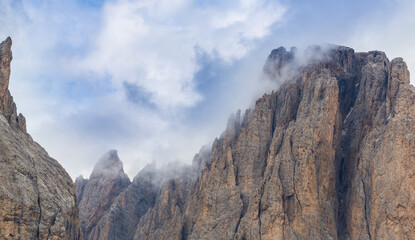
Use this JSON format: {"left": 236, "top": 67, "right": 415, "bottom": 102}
{"left": 1, "top": 0, "right": 415, "bottom": 179}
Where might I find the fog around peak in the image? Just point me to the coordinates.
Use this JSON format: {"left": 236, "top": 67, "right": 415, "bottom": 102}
{"left": 90, "top": 149, "right": 125, "bottom": 178}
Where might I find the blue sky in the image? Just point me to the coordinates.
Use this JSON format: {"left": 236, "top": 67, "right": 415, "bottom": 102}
{"left": 1, "top": 0, "right": 415, "bottom": 178}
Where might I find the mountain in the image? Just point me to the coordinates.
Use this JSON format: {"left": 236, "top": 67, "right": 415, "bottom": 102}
{"left": 76, "top": 150, "right": 131, "bottom": 239}
{"left": 0, "top": 37, "right": 82, "bottom": 239}
{"left": 78, "top": 45, "right": 415, "bottom": 239}
{"left": 76, "top": 147, "right": 210, "bottom": 240}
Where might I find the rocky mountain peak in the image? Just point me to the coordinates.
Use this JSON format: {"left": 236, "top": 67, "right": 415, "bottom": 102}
{"left": 77, "top": 150, "right": 131, "bottom": 239}
{"left": 0, "top": 37, "right": 12, "bottom": 92}
{"left": 132, "top": 45, "right": 415, "bottom": 240}
{"left": 0, "top": 37, "right": 82, "bottom": 239}
{"left": 263, "top": 46, "right": 296, "bottom": 78}
{"left": 76, "top": 44, "right": 415, "bottom": 240}
{"left": 90, "top": 149, "right": 125, "bottom": 178}
{"left": 0, "top": 37, "right": 26, "bottom": 132}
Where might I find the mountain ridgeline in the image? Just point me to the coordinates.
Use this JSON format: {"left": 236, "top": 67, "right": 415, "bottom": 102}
{"left": 2, "top": 33, "right": 414, "bottom": 240}
{"left": 77, "top": 45, "right": 415, "bottom": 240}
{"left": 0, "top": 38, "right": 82, "bottom": 239}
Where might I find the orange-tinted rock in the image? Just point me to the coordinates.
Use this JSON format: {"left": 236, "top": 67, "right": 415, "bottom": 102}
{"left": 135, "top": 46, "right": 415, "bottom": 239}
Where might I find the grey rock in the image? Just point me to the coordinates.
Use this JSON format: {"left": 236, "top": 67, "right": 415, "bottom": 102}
{"left": 78, "top": 45, "right": 415, "bottom": 240}
{"left": 0, "top": 37, "right": 26, "bottom": 132}
{"left": 77, "top": 150, "right": 131, "bottom": 239}
{"left": 0, "top": 37, "right": 82, "bottom": 239}
{"left": 134, "top": 46, "right": 415, "bottom": 239}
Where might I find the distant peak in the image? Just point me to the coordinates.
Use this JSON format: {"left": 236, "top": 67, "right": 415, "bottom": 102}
{"left": 90, "top": 149, "right": 125, "bottom": 178}
{"left": 5, "top": 36, "right": 11, "bottom": 45}
{"left": 0, "top": 37, "right": 12, "bottom": 50}
{"left": 0, "top": 37, "right": 12, "bottom": 59}
{"left": 75, "top": 175, "right": 84, "bottom": 181}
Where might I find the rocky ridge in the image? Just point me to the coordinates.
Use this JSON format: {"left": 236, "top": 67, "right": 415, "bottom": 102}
{"left": 0, "top": 37, "right": 82, "bottom": 239}
{"left": 78, "top": 45, "right": 415, "bottom": 240}
{"left": 76, "top": 147, "right": 210, "bottom": 240}
{"left": 0, "top": 37, "right": 26, "bottom": 132}
{"left": 136, "top": 46, "right": 415, "bottom": 239}
{"left": 76, "top": 150, "right": 131, "bottom": 239}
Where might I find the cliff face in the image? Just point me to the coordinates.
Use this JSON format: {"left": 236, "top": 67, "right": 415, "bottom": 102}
{"left": 77, "top": 147, "right": 210, "bottom": 240}
{"left": 0, "top": 37, "right": 26, "bottom": 132}
{"left": 0, "top": 37, "right": 82, "bottom": 239}
{"left": 76, "top": 150, "right": 131, "bottom": 239}
{"left": 134, "top": 46, "right": 415, "bottom": 239}
{"left": 77, "top": 44, "right": 415, "bottom": 240}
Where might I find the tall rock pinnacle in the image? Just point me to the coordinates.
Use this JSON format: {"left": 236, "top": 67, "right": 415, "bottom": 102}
{"left": 0, "top": 37, "right": 26, "bottom": 132}
{"left": 0, "top": 37, "right": 82, "bottom": 239}
{"left": 90, "top": 149, "right": 126, "bottom": 178}
{"left": 76, "top": 150, "right": 131, "bottom": 239}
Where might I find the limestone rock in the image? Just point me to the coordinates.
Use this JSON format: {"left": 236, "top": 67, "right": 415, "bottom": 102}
{"left": 0, "top": 37, "right": 26, "bottom": 132}
{"left": 0, "top": 37, "right": 82, "bottom": 239}
{"left": 87, "top": 164, "right": 162, "bottom": 240}
{"left": 77, "top": 45, "right": 415, "bottom": 240}
{"left": 77, "top": 150, "right": 131, "bottom": 239}
{"left": 134, "top": 152, "right": 210, "bottom": 240}
{"left": 77, "top": 147, "right": 211, "bottom": 240}
{"left": 134, "top": 46, "right": 415, "bottom": 239}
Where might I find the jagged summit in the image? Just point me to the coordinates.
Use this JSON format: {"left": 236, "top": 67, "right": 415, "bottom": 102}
{"left": 90, "top": 149, "right": 126, "bottom": 178}
{"left": 0, "top": 36, "right": 12, "bottom": 57}
{"left": 76, "top": 150, "right": 131, "bottom": 239}
{"left": 132, "top": 46, "right": 415, "bottom": 239}
{"left": 0, "top": 37, "right": 82, "bottom": 239}
{"left": 76, "top": 44, "right": 415, "bottom": 240}
{"left": 0, "top": 37, "right": 26, "bottom": 132}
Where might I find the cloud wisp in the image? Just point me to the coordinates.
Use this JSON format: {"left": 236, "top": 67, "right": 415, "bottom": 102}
{"left": 0, "top": 0, "right": 286, "bottom": 178}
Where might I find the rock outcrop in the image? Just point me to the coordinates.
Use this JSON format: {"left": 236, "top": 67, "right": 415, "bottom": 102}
{"left": 0, "top": 37, "right": 82, "bottom": 239}
{"left": 134, "top": 46, "right": 415, "bottom": 239}
{"left": 78, "top": 45, "right": 415, "bottom": 239}
{"left": 134, "top": 149, "right": 210, "bottom": 240}
{"left": 76, "top": 150, "right": 131, "bottom": 239}
{"left": 77, "top": 147, "right": 211, "bottom": 240}
{"left": 0, "top": 37, "right": 26, "bottom": 132}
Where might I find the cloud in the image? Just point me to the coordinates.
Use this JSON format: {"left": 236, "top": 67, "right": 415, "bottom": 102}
{"left": 0, "top": 0, "right": 286, "bottom": 178}
{"left": 2, "top": 0, "right": 414, "bottom": 180}
{"left": 79, "top": 0, "right": 286, "bottom": 110}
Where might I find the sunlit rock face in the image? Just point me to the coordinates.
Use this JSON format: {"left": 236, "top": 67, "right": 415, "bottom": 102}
{"left": 135, "top": 46, "right": 415, "bottom": 240}
{"left": 0, "top": 37, "right": 82, "bottom": 239}
{"left": 79, "top": 45, "right": 415, "bottom": 240}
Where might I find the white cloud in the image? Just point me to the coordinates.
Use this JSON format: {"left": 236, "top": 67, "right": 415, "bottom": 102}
{"left": 80, "top": 0, "right": 286, "bottom": 110}
{"left": 0, "top": 0, "right": 286, "bottom": 179}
